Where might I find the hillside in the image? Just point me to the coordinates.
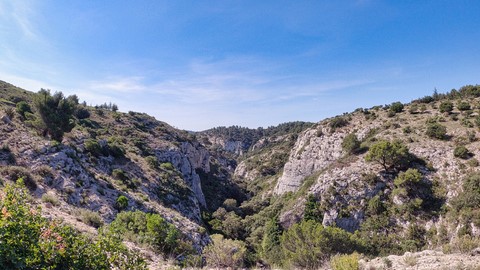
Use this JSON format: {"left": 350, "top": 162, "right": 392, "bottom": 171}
{"left": 1, "top": 80, "right": 480, "bottom": 269}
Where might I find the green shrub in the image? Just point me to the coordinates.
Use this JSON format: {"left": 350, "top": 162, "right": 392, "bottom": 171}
{"left": 341, "top": 133, "right": 360, "bottom": 154}
{"left": 145, "top": 156, "right": 159, "bottom": 169}
{"left": 280, "top": 220, "right": 362, "bottom": 269}
{"left": 116, "top": 195, "right": 129, "bottom": 211}
{"left": 329, "top": 117, "right": 349, "bottom": 129}
{"left": 112, "top": 169, "right": 128, "bottom": 181}
{"left": 454, "top": 145, "right": 471, "bottom": 159}
{"left": 84, "top": 139, "right": 102, "bottom": 156}
{"left": 75, "top": 107, "right": 90, "bottom": 119}
{"left": 16, "top": 101, "right": 32, "bottom": 118}
{"left": 330, "top": 253, "right": 359, "bottom": 270}
{"left": 389, "top": 102, "right": 404, "bottom": 113}
{"left": 203, "top": 234, "right": 246, "bottom": 269}
{"left": 439, "top": 101, "right": 453, "bottom": 113}
{"left": 408, "top": 104, "right": 418, "bottom": 114}
{"left": 426, "top": 123, "right": 447, "bottom": 140}
{"left": 33, "top": 89, "right": 77, "bottom": 141}
{"left": 41, "top": 192, "right": 60, "bottom": 206}
{"left": 160, "top": 162, "right": 175, "bottom": 171}
{"left": 79, "top": 209, "right": 104, "bottom": 228}
{"left": 0, "top": 180, "right": 146, "bottom": 269}
{"left": 109, "top": 211, "right": 185, "bottom": 256}
{"left": 365, "top": 140, "right": 411, "bottom": 171}
{"left": 0, "top": 166, "right": 36, "bottom": 190}
{"left": 457, "top": 101, "right": 471, "bottom": 111}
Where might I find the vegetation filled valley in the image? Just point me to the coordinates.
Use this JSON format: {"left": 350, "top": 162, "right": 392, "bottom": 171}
{"left": 2, "top": 80, "right": 480, "bottom": 269}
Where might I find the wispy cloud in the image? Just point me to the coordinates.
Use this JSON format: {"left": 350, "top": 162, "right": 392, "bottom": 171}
{"left": 89, "top": 76, "right": 147, "bottom": 93}
{"left": 0, "top": 0, "right": 40, "bottom": 40}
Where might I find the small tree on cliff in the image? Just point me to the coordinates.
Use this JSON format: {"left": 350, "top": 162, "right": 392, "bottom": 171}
{"left": 33, "top": 89, "right": 77, "bottom": 141}
{"left": 365, "top": 140, "right": 411, "bottom": 172}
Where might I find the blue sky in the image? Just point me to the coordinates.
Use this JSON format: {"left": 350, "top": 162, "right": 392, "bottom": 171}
{"left": 1, "top": 1, "right": 480, "bottom": 130}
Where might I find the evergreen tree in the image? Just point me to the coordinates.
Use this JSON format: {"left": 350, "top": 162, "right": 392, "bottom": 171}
{"left": 304, "top": 194, "right": 323, "bottom": 222}
{"left": 33, "top": 89, "right": 77, "bottom": 141}
{"left": 260, "top": 218, "right": 282, "bottom": 266}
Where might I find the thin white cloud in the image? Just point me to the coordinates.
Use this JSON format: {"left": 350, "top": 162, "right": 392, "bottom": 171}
{"left": 89, "top": 76, "right": 147, "bottom": 93}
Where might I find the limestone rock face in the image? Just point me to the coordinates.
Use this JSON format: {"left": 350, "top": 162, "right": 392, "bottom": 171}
{"left": 274, "top": 120, "right": 384, "bottom": 195}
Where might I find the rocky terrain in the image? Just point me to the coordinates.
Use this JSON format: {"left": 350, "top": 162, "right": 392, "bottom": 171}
{"left": 1, "top": 80, "right": 480, "bottom": 269}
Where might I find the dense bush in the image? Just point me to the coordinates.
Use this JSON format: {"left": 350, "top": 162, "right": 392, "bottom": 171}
{"left": 439, "top": 101, "right": 453, "bottom": 113}
{"left": 330, "top": 253, "right": 359, "bottom": 270}
{"left": 426, "top": 123, "right": 447, "bottom": 140}
{"left": 15, "top": 101, "right": 32, "bottom": 119}
{"left": 84, "top": 139, "right": 102, "bottom": 156}
{"left": 457, "top": 101, "right": 471, "bottom": 111}
{"left": 389, "top": 102, "right": 404, "bottom": 113}
{"left": 75, "top": 106, "right": 90, "bottom": 119}
{"left": 365, "top": 140, "right": 411, "bottom": 171}
{"left": 109, "top": 211, "right": 185, "bottom": 256}
{"left": 341, "top": 133, "right": 361, "bottom": 154}
{"left": 454, "top": 145, "right": 471, "bottom": 159}
{"left": 203, "top": 234, "right": 246, "bottom": 269}
{"left": 0, "top": 180, "right": 146, "bottom": 269}
{"left": 33, "top": 89, "right": 77, "bottom": 141}
{"left": 280, "top": 220, "right": 362, "bottom": 269}
{"left": 329, "top": 117, "right": 349, "bottom": 130}
{"left": 115, "top": 195, "right": 129, "bottom": 211}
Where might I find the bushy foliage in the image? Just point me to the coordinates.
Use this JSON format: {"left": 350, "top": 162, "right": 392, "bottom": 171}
{"left": 203, "top": 234, "right": 247, "bottom": 269}
{"left": 84, "top": 139, "right": 102, "bottom": 156}
{"left": 439, "top": 101, "right": 453, "bottom": 113}
{"left": 329, "top": 117, "right": 349, "bottom": 130}
{"left": 330, "top": 253, "right": 359, "bottom": 270}
{"left": 451, "top": 173, "right": 480, "bottom": 212}
{"left": 454, "top": 145, "right": 471, "bottom": 159}
{"left": 15, "top": 101, "right": 31, "bottom": 119}
{"left": 365, "top": 140, "right": 411, "bottom": 171}
{"left": 33, "top": 89, "right": 77, "bottom": 141}
{"left": 0, "top": 180, "right": 146, "bottom": 269}
{"left": 260, "top": 218, "right": 282, "bottom": 267}
{"left": 303, "top": 194, "right": 323, "bottom": 222}
{"left": 457, "top": 101, "right": 471, "bottom": 111}
{"left": 426, "top": 123, "right": 447, "bottom": 140}
{"left": 280, "top": 220, "right": 361, "bottom": 269}
{"left": 389, "top": 102, "right": 404, "bottom": 113}
{"left": 109, "top": 211, "right": 184, "bottom": 256}
{"left": 75, "top": 106, "right": 90, "bottom": 119}
{"left": 341, "top": 133, "right": 361, "bottom": 154}
{"left": 115, "top": 195, "right": 129, "bottom": 211}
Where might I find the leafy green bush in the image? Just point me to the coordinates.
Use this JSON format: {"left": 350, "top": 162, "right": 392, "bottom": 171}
{"left": 15, "top": 101, "right": 32, "bottom": 119}
{"left": 454, "top": 145, "right": 471, "bottom": 159}
{"left": 78, "top": 209, "right": 104, "bottom": 228}
{"left": 109, "top": 211, "right": 185, "bottom": 256}
{"left": 75, "top": 106, "right": 90, "bottom": 119}
{"left": 426, "top": 123, "right": 447, "bottom": 140}
{"left": 203, "top": 234, "right": 247, "bottom": 269}
{"left": 0, "top": 180, "right": 146, "bottom": 269}
{"left": 145, "top": 156, "right": 159, "bottom": 169}
{"left": 0, "top": 166, "right": 36, "bottom": 190}
{"left": 439, "top": 101, "right": 453, "bottom": 113}
{"left": 329, "top": 117, "right": 349, "bottom": 129}
{"left": 330, "top": 252, "right": 359, "bottom": 270}
{"left": 41, "top": 192, "right": 60, "bottom": 206}
{"left": 389, "top": 102, "right": 404, "bottom": 113}
{"left": 115, "top": 195, "right": 129, "bottom": 211}
{"left": 341, "top": 133, "right": 361, "bottom": 154}
{"left": 457, "top": 101, "right": 471, "bottom": 111}
{"left": 365, "top": 140, "right": 411, "bottom": 171}
{"left": 33, "top": 89, "right": 77, "bottom": 141}
{"left": 84, "top": 139, "right": 102, "bottom": 156}
{"left": 280, "top": 220, "right": 362, "bottom": 269}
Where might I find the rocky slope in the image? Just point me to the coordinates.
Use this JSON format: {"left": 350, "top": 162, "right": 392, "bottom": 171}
{"left": 2, "top": 80, "right": 480, "bottom": 268}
